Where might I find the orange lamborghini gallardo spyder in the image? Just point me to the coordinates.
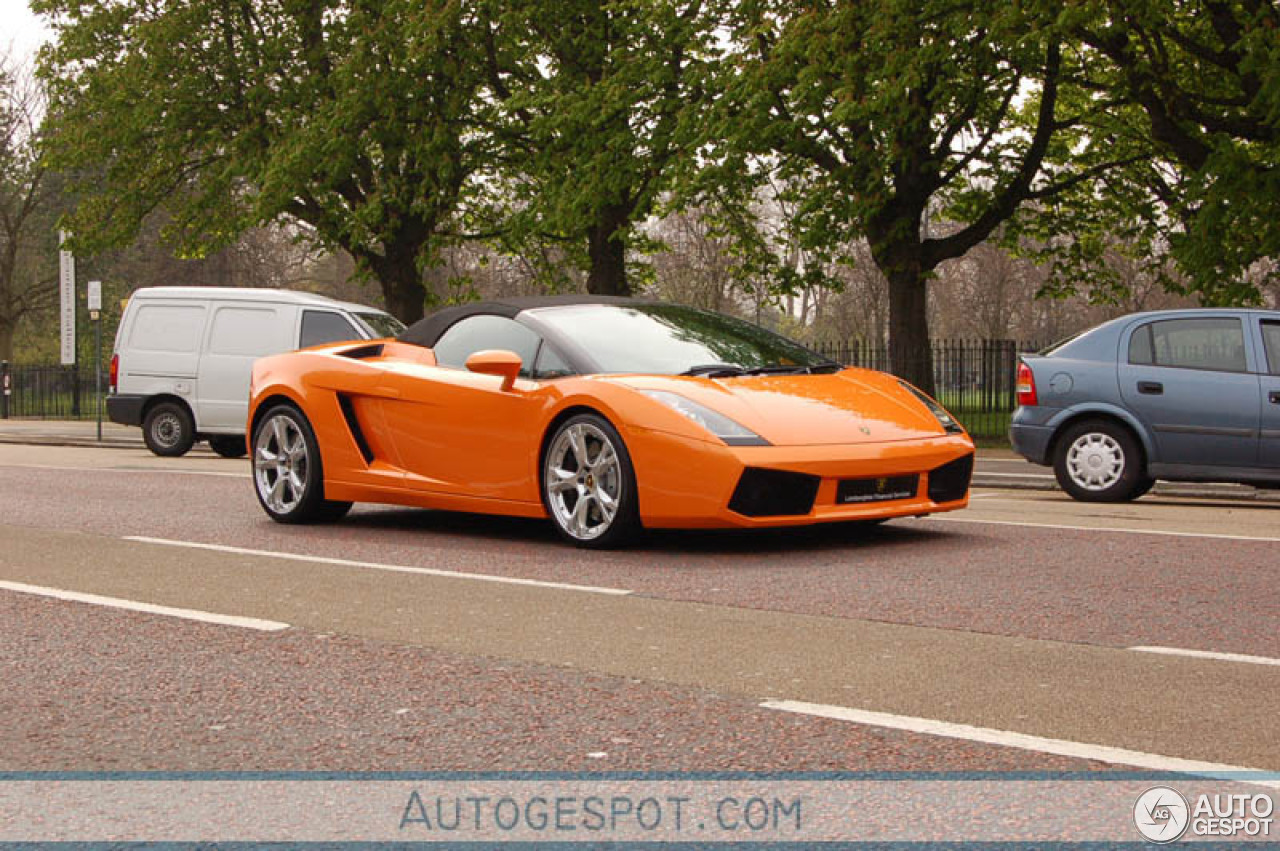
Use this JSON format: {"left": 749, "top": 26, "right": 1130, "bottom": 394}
{"left": 247, "top": 296, "right": 974, "bottom": 547}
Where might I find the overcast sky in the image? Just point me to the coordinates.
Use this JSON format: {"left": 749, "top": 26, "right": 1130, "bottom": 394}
{"left": 2, "top": 0, "right": 52, "bottom": 64}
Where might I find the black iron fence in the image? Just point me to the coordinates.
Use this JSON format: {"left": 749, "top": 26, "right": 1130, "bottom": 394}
{"left": 0, "top": 362, "right": 109, "bottom": 421}
{"left": 2, "top": 339, "right": 1045, "bottom": 439}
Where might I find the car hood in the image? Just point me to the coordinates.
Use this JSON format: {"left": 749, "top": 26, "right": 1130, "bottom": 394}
{"left": 611, "top": 369, "right": 948, "bottom": 446}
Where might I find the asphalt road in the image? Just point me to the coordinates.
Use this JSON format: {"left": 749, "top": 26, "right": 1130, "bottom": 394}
{"left": 0, "top": 443, "right": 1276, "bottom": 774}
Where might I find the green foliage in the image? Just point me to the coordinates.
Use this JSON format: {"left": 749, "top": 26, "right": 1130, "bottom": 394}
{"left": 35, "top": 0, "right": 494, "bottom": 320}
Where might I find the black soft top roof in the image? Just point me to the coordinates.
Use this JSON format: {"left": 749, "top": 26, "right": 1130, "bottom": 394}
{"left": 397, "top": 294, "right": 649, "bottom": 348}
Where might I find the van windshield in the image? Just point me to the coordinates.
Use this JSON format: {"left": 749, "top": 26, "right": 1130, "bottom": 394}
{"left": 356, "top": 312, "right": 407, "bottom": 338}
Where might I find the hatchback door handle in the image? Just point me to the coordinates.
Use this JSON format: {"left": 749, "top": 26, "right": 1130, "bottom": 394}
{"left": 1270, "top": 391, "right": 1280, "bottom": 405}
{"left": 1137, "top": 381, "right": 1163, "bottom": 395}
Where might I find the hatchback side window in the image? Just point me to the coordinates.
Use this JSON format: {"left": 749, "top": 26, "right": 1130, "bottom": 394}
{"left": 432, "top": 315, "right": 542, "bottom": 377}
{"left": 1262, "top": 320, "right": 1280, "bottom": 375}
{"left": 1136, "top": 318, "right": 1248, "bottom": 373}
{"left": 300, "top": 310, "right": 361, "bottom": 348}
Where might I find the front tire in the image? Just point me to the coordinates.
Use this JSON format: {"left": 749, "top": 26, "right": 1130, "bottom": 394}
{"left": 251, "top": 404, "right": 352, "bottom": 524}
{"left": 1053, "top": 419, "right": 1151, "bottom": 502}
{"left": 542, "top": 413, "right": 640, "bottom": 548}
{"left": 143, "top": 401, "right": 196, "bottom": 457}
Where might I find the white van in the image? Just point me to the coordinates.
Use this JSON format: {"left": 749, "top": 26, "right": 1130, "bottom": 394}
{"left": 107, "top": 287, "right": 405, "bottom": 457}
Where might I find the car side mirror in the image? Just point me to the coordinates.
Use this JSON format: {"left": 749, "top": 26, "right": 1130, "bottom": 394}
{"left": 465, "top": 349, "right": 523, "bottom": 391}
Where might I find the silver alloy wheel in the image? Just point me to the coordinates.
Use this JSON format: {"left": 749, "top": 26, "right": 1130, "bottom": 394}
{"left": 151, "top": 412, "right": 182, "bottom": 449}
{"left": 545, "top": 422, "right": 621, "bottom": 541}
{"left": 254, "top": 413, "right": 309, "bottom": 514}
{"left": 1065, "top": 431, "right": 1125, "bottom": 491}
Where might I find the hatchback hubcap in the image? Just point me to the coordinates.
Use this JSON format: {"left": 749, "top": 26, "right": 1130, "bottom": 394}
{"left": 254, "top": 415, "right": 308, "bottom": 513}
{"left": 1066, "top": 432, "right": 1124, "bottom": 491}
{"left": 546, "top": 423, "right": 620, "bottom": 540}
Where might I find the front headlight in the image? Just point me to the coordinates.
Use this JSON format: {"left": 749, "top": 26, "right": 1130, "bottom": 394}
{"left": 640, "top": 390, "right": 770, "bottom": 446}
{"left": 898, "top": 381, "right": 965, "bottom": 434}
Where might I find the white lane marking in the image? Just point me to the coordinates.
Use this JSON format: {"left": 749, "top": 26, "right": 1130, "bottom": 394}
{"left": 1129, "top": 646, "right": 1280, "bottom": 668}
{"left": 125, "top": 536, "right": 634, "bottom": 596}
{"left": 925, "top": 515, "right": 1280, "bottom": 543}
{"left": 973, "top": 471, "right": 1053, "bottom": 479}
{"left": 761, "top": 700, "right": 1280, "bottom": 788}
{"left": 0, "top": 463, "right": 247, "bottom": 478}
{"left": 0, "top": 580, "right": 289, "bottom": 631}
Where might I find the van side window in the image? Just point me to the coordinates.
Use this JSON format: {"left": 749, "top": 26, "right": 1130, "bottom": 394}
{"left": 130, "top": 304, "right": 206, "bottom": 353}
{"left": 300, "top": 310, "right": 361, "bottom": 348}
{"left": 432, "top": 315, "right": 542, "bottom": 378}
{"left": 209, "top": 307, "right": 288, "bottom": 356}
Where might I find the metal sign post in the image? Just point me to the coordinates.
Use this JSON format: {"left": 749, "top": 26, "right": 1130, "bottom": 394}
{"left": 88, "top": 280, "right": 102, "bottom": 442}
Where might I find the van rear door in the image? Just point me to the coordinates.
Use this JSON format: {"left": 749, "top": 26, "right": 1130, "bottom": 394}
{"left": 198, "top": 303, "right": 295, "bottom": 431}
{"left": 119, "top": 300, "right": 207, "bottom": 397}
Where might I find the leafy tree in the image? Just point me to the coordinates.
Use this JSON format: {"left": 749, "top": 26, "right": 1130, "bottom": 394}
{"left": 0, "top": 52, "right": 57, "bottom": 362}
{"left": 717, "top": 0, "right": 1129, "bottom": 392}
{"left": 1064, "top": 0, "right": 1280, "bottom": 301}
{"left": 35, "top": 0, "right": 493, "bottom": 323}
{"left": 481, "top": 0, "right": 720, "bottom": 295}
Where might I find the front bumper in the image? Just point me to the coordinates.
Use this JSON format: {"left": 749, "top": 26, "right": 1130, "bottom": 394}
{"left": 629, "top": 429, "right": 975, "bottom": 529}
{"left": 106, "top": 394, "right": 146, "bottom": 427}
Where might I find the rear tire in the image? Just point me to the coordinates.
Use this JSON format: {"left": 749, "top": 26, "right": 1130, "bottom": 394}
{"left": 1053, "top": 419, "right": 1149, "bottom": 502}
{"left": 251, "top": 404, "right": 352, "bottom": 524}
{"left": 208, "top": 436, "right": 248, "bottom": 459}
{"left": 143, "top": 401, "right": 196, "bottom": 457}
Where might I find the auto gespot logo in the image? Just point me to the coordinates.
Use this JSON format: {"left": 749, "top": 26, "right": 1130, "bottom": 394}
{"left": 1135, "top": 787, "right": 1274, "bottom": 842}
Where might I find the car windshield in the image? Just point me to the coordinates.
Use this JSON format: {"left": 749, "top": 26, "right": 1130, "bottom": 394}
{"left": 529, "top": 303, "right": 837, "bottom": 375}
{"left": 356, "top": 311, "right": 407, "bottom": 338}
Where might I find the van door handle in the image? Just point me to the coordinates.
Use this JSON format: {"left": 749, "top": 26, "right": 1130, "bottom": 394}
{"left": 1137, "top": 381, "right": 1163, "bottom": 395}
{"left": 1269, "top": 391, "right": 1280, "bottom": 405}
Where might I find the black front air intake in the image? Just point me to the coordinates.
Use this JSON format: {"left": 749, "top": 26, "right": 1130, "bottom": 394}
{"left": 728, "top": 468, "right": 820, "bottom": 517}
{"left": 928, "top": 453, "right": 974, "bottom": 503}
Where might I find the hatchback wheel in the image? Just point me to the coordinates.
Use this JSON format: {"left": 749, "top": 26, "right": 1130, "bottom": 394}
{"left": 542, "top": 414, "right": 640, "bottom": 548}
{"left": 1053, "top": 419, "right": 1152, "bottom": 502}
{"left": 252, "top": 405, "right": 351, "bottom": 523}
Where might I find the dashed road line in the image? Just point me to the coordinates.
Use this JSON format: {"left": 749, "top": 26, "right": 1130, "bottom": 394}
{"left": 0, "top": 580, "right": 289, "bottom": 631}
{"left": 1129, "top": 646, "right": 1280, "bottom": 668}
{"left": 125, "top": 536, "right": 634, "bottom": 596}
{"left": 761, "top": 700, "right": 1280, "bottom": 788}
{"left": 925, "top": 515, "right": 1280, "bottom": 543}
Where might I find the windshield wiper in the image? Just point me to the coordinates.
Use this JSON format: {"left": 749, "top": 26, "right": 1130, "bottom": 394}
{"left": 680, "top": 364, "right": 747, "bottom": 377}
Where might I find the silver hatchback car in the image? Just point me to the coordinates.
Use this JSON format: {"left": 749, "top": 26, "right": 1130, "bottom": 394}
{"left": 1010, "top": 308, "right": 1280, "bottom": 501}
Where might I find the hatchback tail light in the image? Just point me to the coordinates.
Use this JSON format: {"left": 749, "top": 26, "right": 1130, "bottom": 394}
{"left": 109, "top": 353, "right": 119, "bottom": 394}
{"left": 1016, "top": 362, "right": 1038, "bottom": 407}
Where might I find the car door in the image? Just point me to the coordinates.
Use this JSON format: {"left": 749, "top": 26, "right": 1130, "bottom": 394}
{"left": 1256, "top": 317, "right": 1280, "bottom": 467}
{"left": 198, "top": 304, "right": 295, "bottom": 431}
{"left": 376, "top": 315, "right": 554, "bottom": 502}
{"left": 1118, "top": 316, "right": 1260, "bottom": 468}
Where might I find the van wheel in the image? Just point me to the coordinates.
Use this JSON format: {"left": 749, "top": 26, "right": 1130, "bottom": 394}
{"left": 1053, "top": 419, "right": 1150, "bottom": 502}
{"left": 208, "top": 436, "right": 248, "bottom": 459}
{"left": 143, "top": 402, "right": 196, "bottom": 457}
{"left": 252, "top": 404, "right": 352, "bottom": 524}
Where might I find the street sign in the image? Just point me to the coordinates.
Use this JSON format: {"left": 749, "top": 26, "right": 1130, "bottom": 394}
{"left": 88, "top": 280, "right": 102, "bottom": 313}
{"left": 59, "top": 231, "right": 76, "bottom": 366}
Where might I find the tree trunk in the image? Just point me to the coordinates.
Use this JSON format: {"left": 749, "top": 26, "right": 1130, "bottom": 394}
{"left": 886, "top": 267, "right": 934, "bottom": 395}
{"left": 365, "top": 245, "right": 427, "bottom": 325}
{"left": 586, "top": 203, "right": 631, "bottom": 296}
{"left": 0, "top": 318, "right": 13, "bottom": 363}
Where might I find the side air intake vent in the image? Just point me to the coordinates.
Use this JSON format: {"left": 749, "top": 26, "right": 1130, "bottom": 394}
{"left": 338, "top": 343, "right": 385, "bottom": 360}
{"left": 728, "top": 468, "right": 820, "bottom": 517}
{"left": 928, "top": 453, "right": 974, "bottom": 503}
{"left": 337, "top": 394, "right": 375, "bottom": 464}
